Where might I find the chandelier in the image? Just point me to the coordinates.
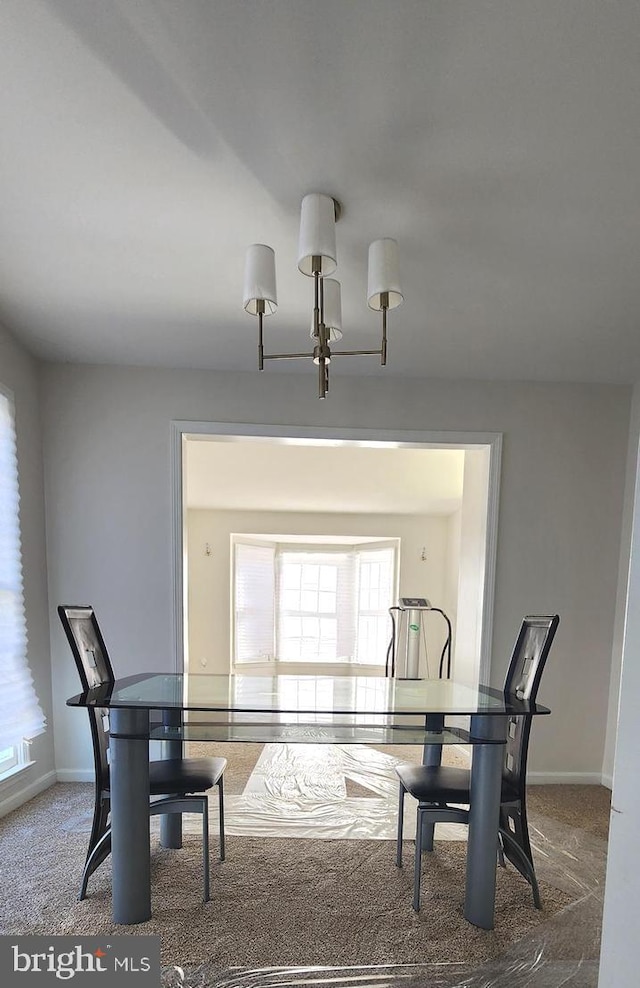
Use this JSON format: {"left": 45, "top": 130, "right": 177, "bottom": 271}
{"left": 243, "top": 193, "right": 404, "bottom": 399}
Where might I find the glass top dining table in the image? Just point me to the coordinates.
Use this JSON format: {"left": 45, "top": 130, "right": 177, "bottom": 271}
{"left": 68, "top": 670, "right": 548, "bottom": 718}
{"left": 67, "top": 671, "right": 550, "bottom": 930}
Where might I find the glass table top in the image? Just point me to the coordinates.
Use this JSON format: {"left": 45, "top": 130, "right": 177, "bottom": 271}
{"left": 67, "top": 672, "right": 550, "bottom": 718}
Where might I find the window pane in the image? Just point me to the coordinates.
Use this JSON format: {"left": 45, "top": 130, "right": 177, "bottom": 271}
{"left": 300, "top": 589, "right": 317, "bottom": 611}
{"left": 301, "top": 564, "right": 319, "bottom": 590}
{"left": 280, "top": 638, "right": 300, "bottom": 662}
{"left": 282, "top": 616, "right": 302, "bottom": 639}
{"left": 281, "top": 565, "right": 301, "bottom": 590}
{"left": 0, "top": 745, "right": 17, "bottom": 773}
{"left": 319, "top": 566, "right": 336, "bottom": 591}
{"left": 281, "top": 588, "right": 300, "bottom": 611}
{"left": 301, "top": 616, "right": 319, "bottom": 639}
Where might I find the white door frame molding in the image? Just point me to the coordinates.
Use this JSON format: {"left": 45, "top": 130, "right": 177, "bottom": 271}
{"left": 170, "top": 421, "right": 502, "bottom": 683}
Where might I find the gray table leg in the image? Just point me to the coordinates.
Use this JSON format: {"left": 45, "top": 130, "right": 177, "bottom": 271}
{"left": 464, "top": 713, "right": 507, "bottom": 929}
{"left": 110, "top": 708, "right": 151, "bottom": 925}
{"left": 160, "top": 707, "right": 183, "bottom": 849}
{"left": 421, "top": 713, "right": 444, "bottom": 852}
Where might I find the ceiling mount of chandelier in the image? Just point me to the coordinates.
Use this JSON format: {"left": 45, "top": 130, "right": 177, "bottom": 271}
{"left": 243, "top": 193, "right": 404, "bottom": 399}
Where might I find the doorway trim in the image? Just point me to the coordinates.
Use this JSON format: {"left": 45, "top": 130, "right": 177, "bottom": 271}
{"left": 170, "top": 421, "right": 502, "bottom": 682}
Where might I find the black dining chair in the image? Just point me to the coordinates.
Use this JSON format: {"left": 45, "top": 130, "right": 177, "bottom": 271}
{"left": 58, "top": 604, "right": 226, "bottom": 902}
{"left": 395, "top": 614, "right": 559, "bottom": 911}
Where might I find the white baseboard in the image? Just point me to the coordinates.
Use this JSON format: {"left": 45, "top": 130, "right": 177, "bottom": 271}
{"left": 528, "top": 771, "right": 605, "bottom": 786}
{"left": 59, "top": 766, "right": 610, "bottom": 787}
{"left": 0, "top": 770, "right": 57, "bottom": 820}
{"left": 0, "top": 764, "right": 614, "bottom": 824}
{"left": 56, "top": 769, "right": 94, "bottom": 783}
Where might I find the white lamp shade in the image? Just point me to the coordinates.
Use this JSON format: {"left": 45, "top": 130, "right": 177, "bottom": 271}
{"left": 243, "top": 244, "right": 277, "bottom": 315}
{"left": 367, "top": 238, "right": 403, "bottom": 310}
{"left": 298, "top": 193, "right": 337, "bottom": 277}
{"left": 310, "top": 278, "right": 343, "bottom": 341}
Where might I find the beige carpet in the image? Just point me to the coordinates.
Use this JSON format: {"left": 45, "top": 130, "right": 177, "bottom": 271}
{"left": 0, "top": 742, "right": 609, "bottom": 983}
{"left": 1, "top": 782, "right": 574, "bottom": 970}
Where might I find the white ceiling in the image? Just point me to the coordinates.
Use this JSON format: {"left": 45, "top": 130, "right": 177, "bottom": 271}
{"left": 185, "top": 440, "right": 465, "bottom": 514}
{"left": 1, "top": 1, "right": 639, "bottom": 383}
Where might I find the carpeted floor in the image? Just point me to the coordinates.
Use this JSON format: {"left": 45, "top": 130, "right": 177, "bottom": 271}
{"left": 0, "top": 744, "right": 610, "bottom": 987}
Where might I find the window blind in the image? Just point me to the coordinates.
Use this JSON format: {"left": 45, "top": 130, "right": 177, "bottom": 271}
{"left": 0, "top": 391, "right": 46, "bottom": 750}
{"left": 234, "top": 541, "right": 276, "bottom": 663}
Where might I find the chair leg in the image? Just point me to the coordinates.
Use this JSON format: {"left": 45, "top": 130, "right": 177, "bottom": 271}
{"left": 396, "top": 783, "right": 405, "bottom": 868}
{"left": 218, "top": 776, "right": 225, "bottom": 862}
{"left": 80, "top": 796, "right": 110, "bottom": 898}
{"left": 149, "top": 796, "right": 213, "bottom": 903}
{"left": 413, "top": 806, "right": 424, "bottom": 912}
{"left": 517, "top": 799, "right": 542, "bottom": 909}
{"left": 529, "top": 870, "right": 542, "bottom": 910}
{"left": 499, "top": 827, "right": 542, "bottom": 909}
{"left": 79, "top": 829, "right": 112, "bottom": 900}
{"left": 86, "top": 794, "right": 109, "bottom": 863}
{"left": 202, "top": 797, "right": 210, "bottom": 903}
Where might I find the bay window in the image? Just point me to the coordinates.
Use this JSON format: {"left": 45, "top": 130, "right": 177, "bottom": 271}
{"left": 233, "top": 538, "right": 398, "bottom": 667}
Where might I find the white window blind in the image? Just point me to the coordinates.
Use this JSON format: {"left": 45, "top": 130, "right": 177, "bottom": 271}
{"left": 234, "top": 541, "right": 275, "bottom": 663}
{"left": 233, "top": 539, "right": 397, "bottom": 666}
{"left": 0, "top": 390, "right": 46, "bottom": 751}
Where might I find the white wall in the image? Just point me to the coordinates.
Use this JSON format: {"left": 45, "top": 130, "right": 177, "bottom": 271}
{"left": 187, "top": 508, "right": 454, "bottom": 677}
{"left": 454, "top": 449, "right": 491, "bottom": 683}
{"left": 443, "top": 508, "right": 462, "bottom": 671}
{"left": 40, "top": 363, "right": 630, "bottom": 782}
{"left": 598, "top": 382, "right": 640, "bottom": 986}
{"left": 0, "top": 325, "right": 55, "bottom": 812}
{"left": 601, "top": 388, "right": 640, "bottom": 786}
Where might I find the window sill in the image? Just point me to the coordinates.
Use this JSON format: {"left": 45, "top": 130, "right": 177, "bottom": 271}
{"left": 0, "top": 759, "right": 36, "bottom": 791}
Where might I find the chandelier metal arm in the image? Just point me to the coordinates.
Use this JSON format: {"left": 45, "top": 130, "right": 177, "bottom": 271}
{"left": 262, "top": 351, "right": 316, "bottom": 360}
{"left": 331, "top": 349, "right": 383, "bottom": 357}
